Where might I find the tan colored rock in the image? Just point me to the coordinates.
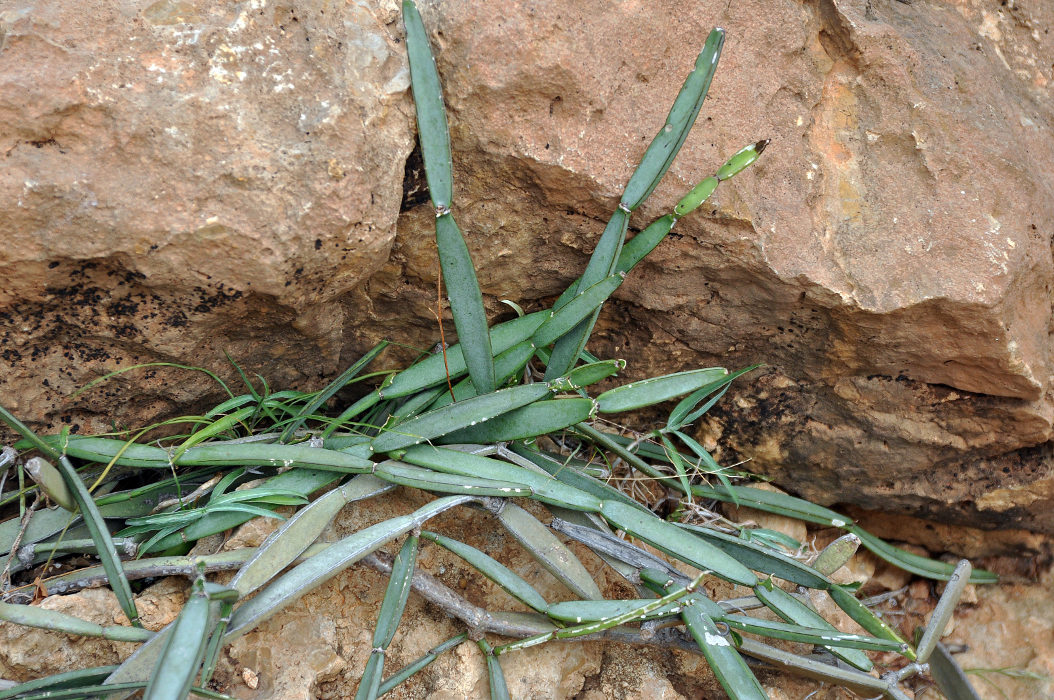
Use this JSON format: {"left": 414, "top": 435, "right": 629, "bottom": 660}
{"left": 343, "top": 0, "right": 1054, "bottom": 532}
{"left": 948, "top": 566, "right": 1054, "bottom": 700}
{"left": 0, "top": 0, "right": 413, "bottom": 434}
{"left": 0, "top": 578, "right": 185, "bottom": 682}
{"left": 0, "top": 0, "right": 1051, "bottom": 648}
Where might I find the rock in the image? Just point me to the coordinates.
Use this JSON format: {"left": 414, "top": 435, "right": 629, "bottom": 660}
{"left": 344, "top": 0, "right": 1054, "bottom": 532}
{"left": 0, "top": 578, "right": 185, "bottom": 682}
{"left": 0, "top": 0, "right": 1051, "bottom": 565}
{"left": 0, "top": 0, "right": 414, "bottom": 434}
{"left": 948, "top": 565, "right": 1054, "bottom": 700}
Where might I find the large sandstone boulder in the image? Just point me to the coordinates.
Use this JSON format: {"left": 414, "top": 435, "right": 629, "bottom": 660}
{"left": 1, "top": 0, "right": 1052, "bottom": 540}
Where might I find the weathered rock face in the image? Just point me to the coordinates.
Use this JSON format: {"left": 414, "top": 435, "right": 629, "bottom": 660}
{"left": 345, "top": 0, "right": 1054, "bottom": 533}
{"left": 1, "top": 0, "right": 1052, "bottom": 532}
{"left": 0, "top": 0, "right": 414, "bottom": 429}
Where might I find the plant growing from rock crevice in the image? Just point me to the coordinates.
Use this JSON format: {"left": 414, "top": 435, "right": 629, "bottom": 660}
{"left": 0, "top": 2, "right": 993, "bottom": 698}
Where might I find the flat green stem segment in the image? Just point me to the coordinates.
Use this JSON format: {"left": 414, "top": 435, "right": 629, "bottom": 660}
{"left": 0, "top": 601, "right": 153, "bottom": 643}
{"left": 371, "top": 383, "right": 552, "bottom": 453}
{"left": 600, "top": 500, "right": 756, "bottom": 587}
{"left": 375, "top": 460, "right": 534, "bottom": 498}
{"left": 436, "top": 212, "right": 495, "bottom": 395}
{"left": 230, "top": 475, "right": 394, "bottom": 597}
{"left": 677, "top": 522, "right": 832, "bottom": 589}
{"left": 143, "top": 581, "right": 211, "bottom": 700}
{"left": 439, "top": 398, "right": 595, "bottom": 446}
{"left": 849, "top": 525, "right": 997, "bottom": 584}
{"left": 620, "top": 28, "right": 725, "bottom": 210}
{"left": 373, "top": 535, "right": 420, "bottom": 648}
{"left": 380, "top": 312, "right": 545, "bottom": 399}
{"left": 544, "top": 211, "right": 629, "bottom": 380}
{"left": 915, "top": 559, "right": 971, "bottom": 664}
{"left": 737, "top": 638, "right": 891, "bottom": 695}
{"left": 224, "top": 495, "right": 475, "bottom": 642}
{"left": 0, "top": 666, "right": 119, "bottom": 700}
{"left": 423, "top": 530, "right": 549, "bottom": 612}
{"left": 400, "top": 445, "right": 602, "bottom": 512}
{"left": 403, "top": 0, "right": 452, "bottom": 208}
{"left": 533, "top": 274, "right": 625, "bottom": 348}
{"left": 681, "top": 598, "right": 768, "bottom": 700}
{"left": 596, "top": 367, "right": 729, "bottom": 413}
{"left": 753, "top": 580, "right": 872, "bottom": 671}
{"left": 0, "top": 405, "right": 141, "bottom": 628}
{"left": 376, "top": 633, "right": 468, "bottom": 696}
{"left": 496, "top": 502, "right": 602, "bottom": 601}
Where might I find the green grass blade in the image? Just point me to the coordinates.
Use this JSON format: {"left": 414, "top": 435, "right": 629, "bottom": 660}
{"left": 398, "top": 445, "right": 602, "bottom": 512}
{"left": 753, "top": 579, "right": 873, "bottom": 671}
{"left": 280, "top": 341, "right": 388, "bottom": 443}
{"left": 667, "top": 365, "right": 756, "bottom": 429}
{"left": 620, "top": 28, "right": 725, "bottom": 210}
{"left": 173, "top": 407, "right": 255, "bottom": 460}
{"left": 596, "top": 367, "right": 729, "bottom": 413}
{"left": 659, "top": 434, "right": 693, "bottom": 506}
{"left": 224, "top": 495, "right": 474, "bottom": 642}
{"left": 436, "top": 212, "right": 495, "bottom": 395}
{"left": 676, "top": 522, "right": 832, "bottom": 589}
{"left": 371, "top": 383, "right": 552, "bottom": 453}
{"left": 0, "top": 601, "right": 153, "bottom": 643}
{"left": 849, "top": 525, "right": 997, "bottom": 584}
{"left": 143, "top": 578, "right": 211, "bottom": 700}
{"left": 374, "top": 535, "right": 420, "bottom": 647}
{"left": 439, "top": 398, "right": 595, "bottom": 445}
{"left": 423, "top": 530, "right": 549, "bottom": 613}
{"left": 496, "top": 502, "right": 602, "bottom": 600}
{"left": 691, "top": 482, "right": 854, "bottom": 527}
{"left": 600, "top": 500, "right": 757, "bottom": 587}
{"left": 320, "top": 390, "right": 384, "bottom": 439}
{"left": 403, "top": 0, "right": 452, "bottom": 208}
{"left": 230, "top": 475, "right": 395, "bottom": 596}
{"left": 142, "top": 469, "right": 339, "bottom": 555}
{"left": 0, "top": 405, "right": 142, "bottom": 627}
